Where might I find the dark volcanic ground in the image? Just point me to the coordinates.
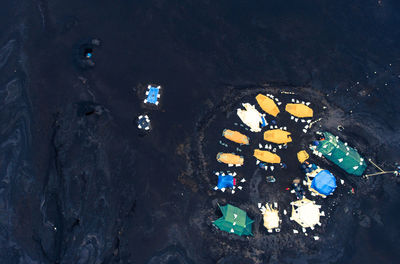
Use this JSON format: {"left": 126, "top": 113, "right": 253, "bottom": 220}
{"left": 1, "top": 0, "right": 400, "bottom": 263}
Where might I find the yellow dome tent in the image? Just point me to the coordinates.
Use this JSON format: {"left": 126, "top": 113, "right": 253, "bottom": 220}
{"left": 263, "top": 129, "right": 292, "bottom": 144}
{"left": 297, "top": 150, "right": 309, "bottom": 163}
{"left": 253, "top": 149, "right": 281, "bottom": 163}
{"left": 256, "top": 94, "right": 280, "bottom": 117}
{"left": 217, "top": 153, "right": 244, "bottom": 166}
{"left": 222, "top": 129, "right": 249, "bottom": 145}
{"left": 285, "top": 103, "right": 313, "bottom": 118}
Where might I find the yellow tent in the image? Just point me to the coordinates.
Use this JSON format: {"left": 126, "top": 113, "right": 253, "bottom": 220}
{"left": 285, "top": 103, "right": 313, "bottom": 118}
{"left": 217, "top": 153, "right": 244, "bottom": 166}
{"left": 297, "top": 150, "right": 309, "bottom": 163}
{"left": 263, "top": 129, "right": 292, "bottom": 144}
{"left": 253, "top": 149, "right": 281, "bottom": 163}
{"left": 222, "top": 129, "right": 249, "bottom": 145}
{"left": 256, "top": 94, "right": 280, "bottom": 117}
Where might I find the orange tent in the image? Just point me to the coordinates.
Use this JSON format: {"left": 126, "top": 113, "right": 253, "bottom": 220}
{"left": 285, "top": 103, "right": 313, "bottom": 118}
{"left": 253, "top": 149, "right": 281, "bottom": 163}
{"left": 217, "top": 153, "right": 244, "bottom": 165}
{"left": 223, "top": 129, "right": 249, "bottom": 145}
{"left": 256, "top": 94, "right": 280, "bottom": 117}
{"left": 263, "top": 129, "right": 292, "bottom": 144}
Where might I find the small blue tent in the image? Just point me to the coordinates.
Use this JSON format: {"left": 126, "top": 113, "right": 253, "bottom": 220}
{"left": 311, "top": 170, "right": 337, "bottom": 195}
{"left": 217, "top": 175, "right": 236, "bottom": 189}
{"left": 146, "top": 86, "right": 160, "bottom": 104}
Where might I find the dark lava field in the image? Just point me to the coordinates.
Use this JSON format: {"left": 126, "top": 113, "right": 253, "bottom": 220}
{"left": 0, "top": 0, "right": 400, "bottom": 263}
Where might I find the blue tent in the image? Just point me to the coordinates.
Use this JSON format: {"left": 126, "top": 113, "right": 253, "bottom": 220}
{"left": 217, "top": 175, "right": 235, "bottom": 189}
{"left": 311, "top": 170, "right": 337, "bottom": 195}
{"left": 146, "top": 86, "right": 160, "bottom": 104}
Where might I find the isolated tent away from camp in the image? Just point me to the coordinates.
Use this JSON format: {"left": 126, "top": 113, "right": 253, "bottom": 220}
{"left": 213, "top": 204, "right": 254, "bottom": 236}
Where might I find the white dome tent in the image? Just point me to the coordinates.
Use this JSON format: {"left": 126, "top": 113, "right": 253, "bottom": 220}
{"left": 290, "top": 198, "right": 323, "bottom": 229}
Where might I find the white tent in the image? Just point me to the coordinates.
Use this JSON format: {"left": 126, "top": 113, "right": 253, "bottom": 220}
{"left": 261, "top": 203, "right": 280, "bottom": 232}
{"left": 237, "top": 103, "right": 263, "bottom": 132}
{"left": 290, "top": 198, "right": 322, "bottom": 229}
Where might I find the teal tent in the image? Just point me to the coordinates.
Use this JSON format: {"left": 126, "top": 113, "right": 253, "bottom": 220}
{"left": 213, "top": 204, "right": 253, "bottom": 236}
{"left": 315, "top": 132, "right": 367, "bottom": 176}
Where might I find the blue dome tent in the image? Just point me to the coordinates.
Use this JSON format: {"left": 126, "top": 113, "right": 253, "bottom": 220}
{"left": 310, "top": 170, "right": 337, "bottom": 196}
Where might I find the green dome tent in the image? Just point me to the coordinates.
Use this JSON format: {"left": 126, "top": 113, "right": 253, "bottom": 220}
{"left": 314, "top": 132, "right": 367, "bottom": 176}
{"left": 213, "top": 204, "right": 253, "bottom": 236}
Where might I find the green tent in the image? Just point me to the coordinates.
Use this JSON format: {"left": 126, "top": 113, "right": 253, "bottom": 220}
{"left": 316, "top": 132, "right": 367, "bottom": 176}
{"left": 213, "top": 204, "right": 254, "bottom": 236}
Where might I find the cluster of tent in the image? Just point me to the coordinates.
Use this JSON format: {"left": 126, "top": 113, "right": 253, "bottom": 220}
{"left": 217, "top": 93, "right": 315, "bottom": 170}
{"left": 213, "top": 198, "right": 325, "bottom": 236}
{"left": 138, "top": 84, "right": 162, "bottom": 133}
{"left": 211, "top": 93, "right": 366, "bottom": 237}
{"left": 237, "top": 94, "right": 314, "bottom": 134}
{"left": 297, "top": 149, "right": 337, "bottom": 198}
{"left": 212, "top": 93, "right": 323, "bottom": 236}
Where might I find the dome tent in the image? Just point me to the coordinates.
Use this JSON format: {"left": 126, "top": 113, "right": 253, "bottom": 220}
{"left": 310, "top": 170, "right": 337, "bottom": 196}
{"left": 304, "top": 165, "right": 337, "bottom": 197}
{"left": 290, "top": 198, "right": 322, "bottom": 229}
